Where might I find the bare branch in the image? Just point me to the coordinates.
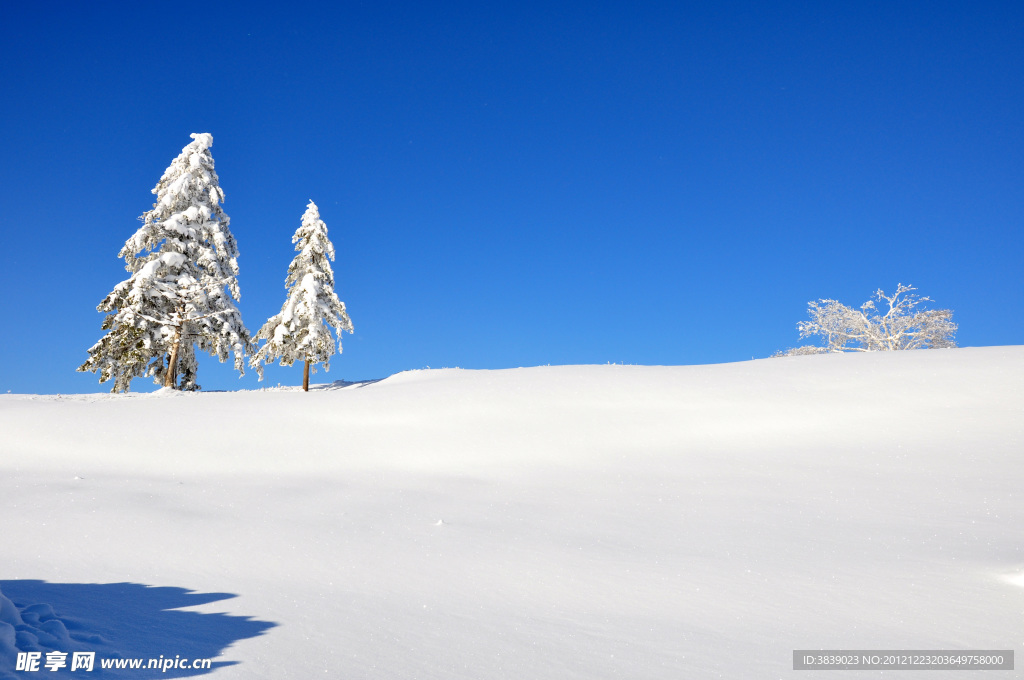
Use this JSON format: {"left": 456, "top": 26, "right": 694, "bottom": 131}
{"left": 776, "top": 284, "right": 956, "bottom": 356}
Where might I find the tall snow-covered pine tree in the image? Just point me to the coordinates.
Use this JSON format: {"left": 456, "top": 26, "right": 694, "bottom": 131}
{"left": 78, "top": 133, "right": 253, "bottom": 391}
{"left": 251, "top": 201, "right": 354, "bottom": 390}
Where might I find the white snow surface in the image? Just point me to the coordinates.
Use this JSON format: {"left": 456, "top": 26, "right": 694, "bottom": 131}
{"left": 2, "top": 347, "right": 1022, "bottom": 678}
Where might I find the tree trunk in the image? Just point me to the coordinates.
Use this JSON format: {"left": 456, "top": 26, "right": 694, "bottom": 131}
{"left": 164, "top": 324, "right": 183, "bottom": 389}
{"left": 303, "top": 359, "right": 310, "bottom": 392}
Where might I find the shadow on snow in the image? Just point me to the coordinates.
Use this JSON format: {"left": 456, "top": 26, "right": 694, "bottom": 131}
{"left": 318, "top": 378, "right": 385, "bottom": 390}
{"left": 0, "top": 580, "right": 275, "bottom": 679}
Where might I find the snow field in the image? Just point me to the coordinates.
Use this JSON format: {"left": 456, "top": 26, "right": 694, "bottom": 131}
{"left": 2, "top": 347, "right": 1022, "bottom": 678}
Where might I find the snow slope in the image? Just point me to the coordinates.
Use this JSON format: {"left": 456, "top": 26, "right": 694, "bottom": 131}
{"left": 1, "top": 347, "right": 1022, "bottom": 678}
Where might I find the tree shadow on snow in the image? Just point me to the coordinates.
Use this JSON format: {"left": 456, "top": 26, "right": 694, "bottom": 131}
{"left": 0, "top": 580, "right": 275, "bottom": 679}
{"left": 317, "top": 378, "right": 385, "bottom": 391}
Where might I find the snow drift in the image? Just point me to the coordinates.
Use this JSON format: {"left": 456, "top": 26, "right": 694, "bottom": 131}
{"left": 2, "top": 347, "right": 1022, "bottom": 678}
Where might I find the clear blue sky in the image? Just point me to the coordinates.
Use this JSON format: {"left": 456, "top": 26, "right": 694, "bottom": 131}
{"left": 1, "top": 1, "right": 1021, "bottom": 393}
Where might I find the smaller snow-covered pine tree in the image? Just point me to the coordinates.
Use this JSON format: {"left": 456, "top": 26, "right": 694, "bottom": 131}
{"left": 78, "top": 132, "right": 253, "bottom": 391}
{"left": 251, "top": 201, "right": 354, "bottom": 390}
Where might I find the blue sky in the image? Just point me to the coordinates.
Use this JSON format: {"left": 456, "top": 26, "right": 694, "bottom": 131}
{"left": 1, "top": 1, "right": 1021, "bottom": 393}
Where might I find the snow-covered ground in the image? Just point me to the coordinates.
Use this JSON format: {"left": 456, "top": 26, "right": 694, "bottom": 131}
{"left": 2, "top": 347, "right": 1022, "bottom": 679}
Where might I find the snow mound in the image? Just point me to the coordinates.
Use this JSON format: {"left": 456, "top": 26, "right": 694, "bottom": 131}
{"left": 0, "top": 587, "right": 89, "bottom": 679}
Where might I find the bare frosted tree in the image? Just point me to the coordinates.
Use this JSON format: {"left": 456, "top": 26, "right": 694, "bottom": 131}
{"left": 775, "top": 284, "right": 957, "bottom": 356}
